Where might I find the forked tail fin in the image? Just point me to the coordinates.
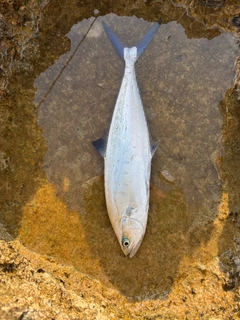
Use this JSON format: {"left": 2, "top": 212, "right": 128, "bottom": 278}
{"left": 136, "top": 19, "right": 161, "bottom": 58}
{"left": 102, "top": 21, "right": 125, "bottom": 59}
{"left": 102, "top": 19, "right": 162, "bottom": 60}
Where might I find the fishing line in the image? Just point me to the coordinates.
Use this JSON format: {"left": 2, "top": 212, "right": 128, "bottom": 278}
{"left": 136, "top": 0, "right": 195, "bottom": 67}
{"left": 37, "top": 2, "right": 194, "bottom": 110}
{"left": 94, "top": 1, "right": 194, "bottom": 110}
{"left": 90, "top": 1, "right": 195, "bottom": 109}
{"left": 36, "top": 16, "right": 97, "bottom": 110}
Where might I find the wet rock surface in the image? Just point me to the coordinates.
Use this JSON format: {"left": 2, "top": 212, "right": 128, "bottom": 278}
{"left": 1, "top": 0, "right": 240, "bottom": 319}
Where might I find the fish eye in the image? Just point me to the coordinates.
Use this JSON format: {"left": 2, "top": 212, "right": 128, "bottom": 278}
{"left": 122, "top": 237, "right": 130, "bottom": 248}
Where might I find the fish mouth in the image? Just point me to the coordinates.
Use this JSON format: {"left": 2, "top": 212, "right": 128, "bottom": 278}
{"left": 129, "top": 239, "right": 143, "bottom": 258}
{"left": 122, "top": 243, "right": 134, "bottom": 257}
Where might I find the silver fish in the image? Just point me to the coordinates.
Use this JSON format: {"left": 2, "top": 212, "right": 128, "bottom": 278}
{"left": 93, "top": 20, "right": 161, "bottom": 257}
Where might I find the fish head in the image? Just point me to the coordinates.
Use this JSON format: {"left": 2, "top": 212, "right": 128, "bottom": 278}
{"left": 120, "top": 210, "right": 145, "bottom": 258}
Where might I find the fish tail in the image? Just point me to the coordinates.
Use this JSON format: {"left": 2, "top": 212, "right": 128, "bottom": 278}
{"left": 136, "top": 19, "right": 162, "bottom": 59}
{"left": 102, "top": 21, "right": 125, "bottom": 59}
{"left": 102, "top": 19, "right": 161, "bottom": 61}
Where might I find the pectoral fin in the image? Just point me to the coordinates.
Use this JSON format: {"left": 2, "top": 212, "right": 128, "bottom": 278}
{"left": 151, "top": 140, "right": 159, "bottom": 157}
{"left": 92, "top": 137, "right": 107, "bottom": 157}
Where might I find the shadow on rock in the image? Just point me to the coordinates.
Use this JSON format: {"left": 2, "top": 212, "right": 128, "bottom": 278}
{"left": 81, "top": 175, "right": 190, "bottom": 300}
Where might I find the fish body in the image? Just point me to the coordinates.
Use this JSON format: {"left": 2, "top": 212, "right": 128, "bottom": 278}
{"left": 93, "top": 20, "right": 160, "bottom": 257}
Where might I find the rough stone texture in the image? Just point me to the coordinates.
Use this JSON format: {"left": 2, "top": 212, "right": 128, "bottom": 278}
{"left": 0, "top": 240, "right": 126, "bottom": 320}
{"left": 1, "top": 0, "right": 240, "bottom": 319}
{"left": 0, "top": 238, "right": 240, "bottom": 319}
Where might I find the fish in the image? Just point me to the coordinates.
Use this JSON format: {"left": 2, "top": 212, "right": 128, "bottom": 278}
{"left": 92, "top": 19, "right": 161, "bottom": 257}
